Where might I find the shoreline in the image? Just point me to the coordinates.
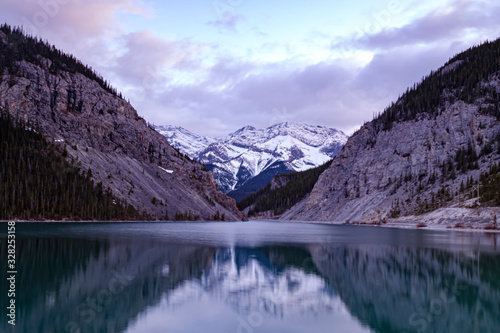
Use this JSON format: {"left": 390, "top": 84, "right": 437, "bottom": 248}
{"left": 0, "top": 219, "right": 238, "bottom": 223}
{"left": 249, "top": 205, "right": 500, "bottom": 233}
{"left": 2, "top": 207, "right": 500, "bottom": 234}
{"left": 250, "top": 218, "right": 500, "bottom": 233}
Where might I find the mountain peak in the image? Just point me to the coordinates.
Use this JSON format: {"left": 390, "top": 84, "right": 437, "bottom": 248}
{"left": 243, "top": 125, "right": 257, "bottom": 131}
{"left": 232, "top": 125, "right": 257, "bottom": 134}
{"left": 152, "top": 125, "right": 216, "bottom": 158}
{"left": 155, "top": 122, "right": 348, "bottom": 199}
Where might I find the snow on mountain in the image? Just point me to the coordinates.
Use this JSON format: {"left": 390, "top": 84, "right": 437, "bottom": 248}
{"left": 160, "top": 248, "right": 348, "bottom": 319}
{"left": 154, "top": 122, "right": 348, "bottom": 199}
{"left": 153, "top": 125, "right": 217, "bottom": 158}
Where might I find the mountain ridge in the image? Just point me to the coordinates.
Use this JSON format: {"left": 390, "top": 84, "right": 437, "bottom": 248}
{"left": 153, "top": 124, "right": 217, "bottom": 159}
{"left": 154, "top": 122, "right": 348, "bottom": 199}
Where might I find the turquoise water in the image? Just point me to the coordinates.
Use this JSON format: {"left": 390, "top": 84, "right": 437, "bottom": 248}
{"left": 1, "top": 221, "right": 499, "bottom": 333}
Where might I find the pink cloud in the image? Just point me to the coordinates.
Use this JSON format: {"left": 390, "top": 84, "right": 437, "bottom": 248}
{"left": 1, "top": 0, "right": 151, "bottom": 40}
{"left": 112, "top": 30, "right": 203, "bottom": 87}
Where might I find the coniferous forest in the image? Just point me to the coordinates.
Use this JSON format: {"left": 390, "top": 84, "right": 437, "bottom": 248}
{"left": 373, "top": 39, "right": 500, "bottom": 132}
{"left": 238, "top": 160, "right": 332, "bottom": 216}
{"left": 0, "top": 24, "right": 121, "bottom": 98}
{"left": 0, "top": 111, "right": 142, "bottom": 220}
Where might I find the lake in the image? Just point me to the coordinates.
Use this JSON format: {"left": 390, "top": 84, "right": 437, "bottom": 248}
{"left": 1, "top": 221, "right": 500, "bottom": 333}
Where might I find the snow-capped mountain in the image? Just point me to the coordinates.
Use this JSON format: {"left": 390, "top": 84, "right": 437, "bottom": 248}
{"left": 153, "top": 125, "right": 217, "bottom": 157}
{"left": 163, "top": 247, "right": 348, "bottom": 319}
{"left": 154, "top": 122, "right": 348, "bottom": 201}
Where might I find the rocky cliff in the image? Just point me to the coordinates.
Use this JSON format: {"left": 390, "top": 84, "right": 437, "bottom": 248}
{"left": 0, "top": 25, "right": 243, "bottom": 221}
{"left": 282, "top": 39, "right": 500, "bottom": 223}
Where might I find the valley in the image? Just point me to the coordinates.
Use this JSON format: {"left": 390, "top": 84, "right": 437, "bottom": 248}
{"left": 0, "top": 24, "right": 499, "bottom": 227}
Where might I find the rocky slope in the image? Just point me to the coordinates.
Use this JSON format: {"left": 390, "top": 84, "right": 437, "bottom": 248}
{"left": 0, "top": 25, "right": 243, "bottom": 221}
{"left": 282, "top": 39, "right": 500, "bottom": 223}
{"left": 155, "top": 122, "right": 347, "bottom": 201}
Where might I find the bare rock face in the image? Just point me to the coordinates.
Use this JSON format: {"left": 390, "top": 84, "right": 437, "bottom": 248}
{"left": 0, "top": 58, "right": 244, "bottom": 220}
{"left": 269, "top": 174, "right": 291, "bottom": 191}
{"left": 282, "top": 83, "right": 500, "bottom": 222}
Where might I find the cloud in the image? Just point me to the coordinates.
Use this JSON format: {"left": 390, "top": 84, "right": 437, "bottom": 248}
{"left": 206, "top": 12, "right": 246, "bottom": 32}
{"left": 354, "top": 0, "right": 500, "bottom": 51}
{"left": 112, "top": 30, "right": 204, "bottom": 87}
{"left": 143, "top": 18, "right": 496, "bottom": 138}
{"left": 144, "top": 59, "right": 371, "bottom": 137}
{"left": 1, "top": 0, "right": 498, "bottom": 138}
{"left": 206, "top": 57, "right": 255, "bottom": 89}
{"left": 0, "top": 0, "right": 155, "bottom": 83}
{"left": 0, "top": 0, "right": 151, "bottom": 40}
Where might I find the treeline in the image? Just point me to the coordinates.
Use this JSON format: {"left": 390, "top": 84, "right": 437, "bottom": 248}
{"left": 0, "top": 24, "right": 121, "bottom": 98}
{"left": 373, "top": 38, "right": 500, "bottom": 132}
{"left": 0, "top": 111, "right": 142, "bottom": 220}
{"left": 238, "top": 160, "right": 332, "bottom": 216}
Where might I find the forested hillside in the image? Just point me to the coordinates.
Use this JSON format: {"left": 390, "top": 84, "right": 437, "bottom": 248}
{"left": 0, "top": 24, "right": 119, "bottom": 97}
{"left": 0, "top": 108, "right": 141, "bottom": 220}
{"left": 374, "top": 39, "right": 500, "bottom": 131}
{"left": 238, "top": 160, "right": 332, "bottom": 216}
{"left": 374, "top": 39, "right": 500, "bottom": 216}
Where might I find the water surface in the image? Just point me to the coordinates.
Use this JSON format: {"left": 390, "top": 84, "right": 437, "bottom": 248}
{"left": 1, "top": 221, "right": 499, "bottom": 333}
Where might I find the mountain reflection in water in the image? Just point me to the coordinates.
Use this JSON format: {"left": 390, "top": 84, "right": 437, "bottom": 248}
{"left": 0, "top": 222, "right": 499, "bottom": 333}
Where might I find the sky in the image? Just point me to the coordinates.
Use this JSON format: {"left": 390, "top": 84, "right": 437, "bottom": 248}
{"left": 1, "top": 0, "right": 499, "bottom": 137}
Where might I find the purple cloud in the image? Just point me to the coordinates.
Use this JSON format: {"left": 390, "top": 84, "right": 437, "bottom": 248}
{"left": 111, "top": 30, "right": 203, "bottom": 87}
{"left": 355, "top": 0, "right": 500, "bottom": 50}
{"left": 1, "top": 0, "right": 498, "bottom": 138}
{"left": 148, "top": 60, "right": 370, "bottom": 136}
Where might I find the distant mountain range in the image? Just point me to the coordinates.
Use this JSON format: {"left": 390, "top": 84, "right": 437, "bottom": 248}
{"left": 154, "top": 122, "right": 348, "bottom": 201}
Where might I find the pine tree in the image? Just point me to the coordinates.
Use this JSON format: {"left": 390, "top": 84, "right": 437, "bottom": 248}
{"left": 0, "top": 111, "right": 142, "bottom": 220}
